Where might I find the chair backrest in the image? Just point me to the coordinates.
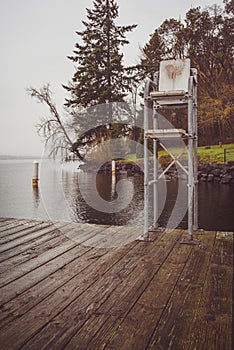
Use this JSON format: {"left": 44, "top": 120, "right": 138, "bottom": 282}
{"left": 158, "top": 58, "right": 191, "bottom": 92}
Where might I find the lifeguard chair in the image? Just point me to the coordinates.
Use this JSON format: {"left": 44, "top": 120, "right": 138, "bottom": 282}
{"left": 141, "top": 58, "right": 200, "bottom": 243}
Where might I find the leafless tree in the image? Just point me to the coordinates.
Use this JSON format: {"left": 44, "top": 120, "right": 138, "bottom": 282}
{"left": 27, "top": 84, "right": 83, "bottom": 160}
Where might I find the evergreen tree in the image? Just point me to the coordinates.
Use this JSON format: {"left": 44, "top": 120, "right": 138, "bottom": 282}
{"left": 29, "top": 1, "right": 136, "bottom": 160}
{"left": 63, "top": 0, "right": 137, "bottom": 109}
{"left": 158, "top": 18, "right": 185, "bottom": 59}
{"left": 139, "top": 19, "right": 185, "bottom": 80}
{"left": 140, "top": 30, "right": 164, "bottom": 80}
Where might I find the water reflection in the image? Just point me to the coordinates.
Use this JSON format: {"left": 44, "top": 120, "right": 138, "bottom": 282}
{"left": 61, "top": 169, "right": 234, "bottom": 231}
{"left": 1, "top": 159, "right": 232, "bottom": 230}
{"left": 62, "top": 171, "right": 144, "bottom": 226}
{"left": 198, "top": 183, "right": 234, "bottom": 231}
{"left": 111, "top": 174, "right": 117, "bottom": 199}
{"left": 32, "top": 185, "right": 40, "bottom": 209}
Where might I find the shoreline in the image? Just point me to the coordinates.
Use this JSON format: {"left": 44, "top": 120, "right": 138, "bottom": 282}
{"left": 79, "top": 160, "right": 234, "bottom": 184}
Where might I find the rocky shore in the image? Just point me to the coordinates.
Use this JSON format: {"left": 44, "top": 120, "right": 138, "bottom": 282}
{"left": 79, "top": 161, "right": 144, "bottom": 177}
{"left": 79, "top": 161, "right": 234, "bottom": 184}
{"left": 198, "top": 162, "right": 234, "bottom": 184}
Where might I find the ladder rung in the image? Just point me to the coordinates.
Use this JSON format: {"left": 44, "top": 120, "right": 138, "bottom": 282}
{"left": 145, "top": 129, "right": 187, "bottom": 139}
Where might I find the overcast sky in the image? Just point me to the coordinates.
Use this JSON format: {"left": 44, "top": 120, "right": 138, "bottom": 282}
{"left": 0, "top": 0, "right": 224, "bottom": 156}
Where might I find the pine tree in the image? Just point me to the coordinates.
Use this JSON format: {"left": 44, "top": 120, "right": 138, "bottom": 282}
{"left": 139, "top": 30, "right": 164, "bottom": 80}
{"left": 63, "top": 0, "right": 137, "bottom": 109}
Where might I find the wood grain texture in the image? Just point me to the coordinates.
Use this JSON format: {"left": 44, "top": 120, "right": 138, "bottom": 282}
{"left": 0, "top": 219, "right": 232, "bottom": 350}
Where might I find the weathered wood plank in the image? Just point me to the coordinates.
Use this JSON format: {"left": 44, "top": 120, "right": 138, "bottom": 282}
{"left": 189, "top": 264, "right": 233, "bottom": 342}
{"left": 64, "top": 224, "right": 121, "bottom": 246}
{"left": 0, "top": 220, "right": 44, "bottom": 241}
{"left": 147, "top": 231, "right": 217, "bottom": 349}
{"left": 0, "top": 219, "right": 232, "bottom": 350}
{"left": 0, "top": 244, "right": 90, "bottom": 307}
{"left": 0, "top": 229, "right": 74, "bottom": 274}
{"left": 210, "top": 231, "right": 233, "bottom": 266}
{"left": 0, "top": 223, "right": 109, "bottom": 269}
{"left": 95, "top": 232, "right": 182, "bottom": 319}
{"left": 0, "top": 219, "right": 24, "bottom": 233}
{"left": 20, "top": 230, "right": 182, "bottom": 349}
{"left": 0, "top": 221, "right": 99, "bottom": 263}
{"left": 187, "top": 232, "right": 233, "bottom": 350}
{"left": 0, "top": 222, "right": 59, "bottom": 253}
{"left": 188, "top": 315, "right": 232, "bottom": 350}
{"left": 0, "top": 241, "right": 138, "bottom": 349}
{"left": 0, "top": 219, "right": 28, "bottom": 231}
{"left": 100, "top": 305, "right": 162, "bottom": 350}
{"left": 203, "top": 264, "right": 233, "bottom": 315}
{"left": 0, "top": 218, "right": 12, "bottom": 223}
{"left": 64, "top": 314, "right": 120, "bottom": 350}
{"left": 0, "top": 218, "right": 21, "bottom": 226}
{"left": 94, "top": 238, "right": 192, "bottom": 349}
{"left": 0, "top": 245, "right": 105, "bottom": 328}
{"left": 0, "top": 223, "right": 88, "bottom": 288}
{"left": 0, "top": 240, "right": 77, "bottom": 288}
{"left": 0, "top": 226, "right": 67, "bottom": 264}
{"left": 95, "top": 225, "right": 143, "bottom": 248}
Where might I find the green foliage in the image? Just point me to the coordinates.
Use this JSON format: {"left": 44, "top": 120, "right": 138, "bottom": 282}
{"left": 140, "top": 30, "right": 164, "bottom": 80}
{"left": 62, "top": 0, "right": 137, "bottom": 157}
{"left": 138, "top": 0, "right": 234, "bottom": 146}
{"left": 64, "top": 0, "right": 137, "bottom": 109}
{"left": 199, "top": 84, "right": 234, "bottom": 144}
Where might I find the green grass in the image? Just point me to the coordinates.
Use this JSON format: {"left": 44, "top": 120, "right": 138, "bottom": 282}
{"left": 198, "top": 143, "right": 234, "bottom": 164}
{"left": 125, "top": 143, "right": 234, "bottom": 164}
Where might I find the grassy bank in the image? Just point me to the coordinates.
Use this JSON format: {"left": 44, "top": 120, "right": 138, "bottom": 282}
{"left": 125, "top": 143, "right": 234, "bottom": 165}
{"left": 197, "top": 144, "right": 234, "bottom": 164}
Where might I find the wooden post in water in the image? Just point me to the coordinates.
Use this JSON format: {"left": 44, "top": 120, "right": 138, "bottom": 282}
{"left": 32, "top": 161, "right": 39, "bottom": 187}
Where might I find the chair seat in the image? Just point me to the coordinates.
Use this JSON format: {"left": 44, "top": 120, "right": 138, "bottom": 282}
{"left": 150, "top": 90, "right": 187, "bottom": 106}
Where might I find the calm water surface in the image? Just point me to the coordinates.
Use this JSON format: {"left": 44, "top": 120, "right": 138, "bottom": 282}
{"left": 0, "top": 159, "right": 233, "bottom": 231}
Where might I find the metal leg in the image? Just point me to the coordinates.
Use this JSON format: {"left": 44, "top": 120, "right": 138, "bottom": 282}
{"left": 153, "top": 106, "right": 158, "bottom": 228}
{"left": 188, "top": 138, "right": 194, "bottom": 239}
{"left": 193, "top": 138, "right": 198, "bottom": 231}
{"left": 181, "top": 74, "right": 200, "bottom": 245}
{"left": 144, "top": 99, "right": 150, "bottom": 239}
{"left": 188, "top": 77, "right": 193, "bottom": 239}
{"left": 193, "top": 78, "right": 199, "bottom": 232}
{"left": 144, "top": 137, "right": 149, "bottom": 238}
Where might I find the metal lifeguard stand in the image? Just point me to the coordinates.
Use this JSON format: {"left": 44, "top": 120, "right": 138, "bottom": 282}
{"left": 142, "top": 58, "right": 199, "bottom": 242}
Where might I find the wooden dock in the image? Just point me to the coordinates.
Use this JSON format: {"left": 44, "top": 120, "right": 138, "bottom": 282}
{"left": 0, "top": 218, "right": 233, "bottom": 349}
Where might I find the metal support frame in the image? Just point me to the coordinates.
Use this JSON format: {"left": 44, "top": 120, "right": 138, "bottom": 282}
{"left": 142, "top": 60, "right": 199, "bottom": 242}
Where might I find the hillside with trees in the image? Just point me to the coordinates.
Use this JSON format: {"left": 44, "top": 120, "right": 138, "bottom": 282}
{"left": 28, "top": 0, "right": 234, "bottom": 159}
{"left": 138, "top": 0, "right": 234, "bottom": 145}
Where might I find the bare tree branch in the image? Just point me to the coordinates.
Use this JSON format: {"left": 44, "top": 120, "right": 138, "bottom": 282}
{"left": 27, "top": 84, "right": 83, "bottom": 160}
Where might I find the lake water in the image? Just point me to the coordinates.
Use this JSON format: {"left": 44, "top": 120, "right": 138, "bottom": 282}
{"left": 0, "top": 159, "right": 233, "bottom": 231}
